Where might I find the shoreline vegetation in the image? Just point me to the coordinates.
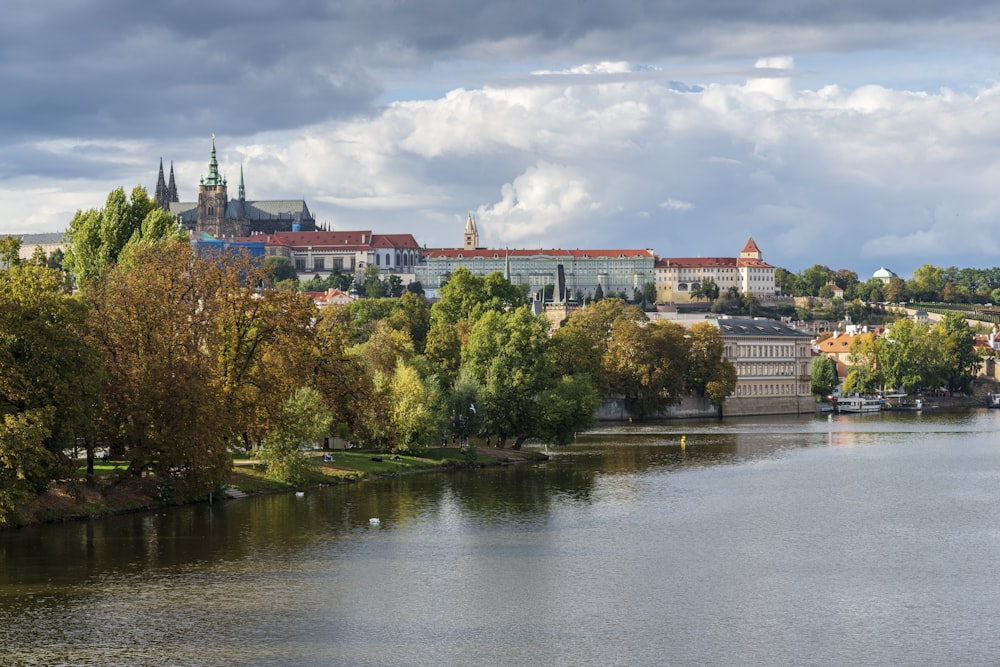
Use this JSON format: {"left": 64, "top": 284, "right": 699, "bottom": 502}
{"left": 7, "top": 445, "right": 547, "bottom": 530}
{"left": 11, "top": 395, "right": 989, "bottom": 530}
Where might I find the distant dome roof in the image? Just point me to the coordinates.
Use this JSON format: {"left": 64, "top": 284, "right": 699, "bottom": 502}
{"left": 872, "top": 267, "right": 897, "bottom": 279}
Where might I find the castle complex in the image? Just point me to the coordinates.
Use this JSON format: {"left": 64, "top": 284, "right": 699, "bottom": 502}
{"left": 155, "top": 138, "right": 318, "bottom": 238}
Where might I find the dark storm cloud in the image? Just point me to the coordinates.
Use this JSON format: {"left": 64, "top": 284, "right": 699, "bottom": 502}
{"left": 3, "top": 0, "right": 999, "bottom": 146}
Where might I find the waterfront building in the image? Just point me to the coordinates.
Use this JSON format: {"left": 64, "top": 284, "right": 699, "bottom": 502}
{"left": 654, "top": 237, "right": 777, "bottom": 303}
{"left": 707, "top": 317, "right": 815, "bottom": 416}
{"left": 159, "top": 137, "right": 318, "bottom": 238}
{"left": 416, "top": 215, "right": 656, "bottom": 300}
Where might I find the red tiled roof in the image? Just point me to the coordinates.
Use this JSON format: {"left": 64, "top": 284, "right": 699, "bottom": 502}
{"left": 742, "top": 236, "right": 761, "bottom": 254}
{"left": 736, "top": 258, "right": 775, "bottom": 268}
{"left": 370, "top": 234, "right": 421, "bottom": 249}
{"left": 266, "top": 230, "right": 421, "bottom": 250}
{"left": 267, "top": 231, "right": 373, "bottom": 248}
{"left": 656, "top": 257, "right": 738, "bottom": 268}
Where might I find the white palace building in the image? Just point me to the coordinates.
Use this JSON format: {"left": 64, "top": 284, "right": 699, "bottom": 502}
{"left": 415, "top": 216, "right": 656, "bottom": 300}
{"left": 654, "top": 237, "right": 778, "bottom": 303}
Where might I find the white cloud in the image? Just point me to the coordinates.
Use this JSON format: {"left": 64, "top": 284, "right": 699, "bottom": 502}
{"left": 475, "top": 161, "right": 599, "bottom": 246}
{"left": 659, "top": 199, "right": 694, "bottom": 211}
{"left": 12, "top": 54, "right": 1000, "bottom": 277}
{"left": 754, "top": 56, "right": 795, "bottom": 71}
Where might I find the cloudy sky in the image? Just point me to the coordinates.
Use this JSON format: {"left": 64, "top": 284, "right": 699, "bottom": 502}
{"left": 3, "top": 1, "right": 1000, "bottom": 278}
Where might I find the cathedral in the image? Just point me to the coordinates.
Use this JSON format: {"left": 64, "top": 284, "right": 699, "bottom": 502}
{"left": 155, "top": 138, "right": 318, "bottom": 238}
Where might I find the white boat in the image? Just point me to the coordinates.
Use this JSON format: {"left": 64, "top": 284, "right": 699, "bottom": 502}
{"left": 836, "top": 396, "right": 882, "bottom": 413}
{"left": 987, "top": 393, "right": 1000, "bottom": 408}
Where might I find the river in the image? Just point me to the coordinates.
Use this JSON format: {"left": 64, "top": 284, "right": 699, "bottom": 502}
{"left": 3, "top": 410, "right": 1000, "bottom": 666}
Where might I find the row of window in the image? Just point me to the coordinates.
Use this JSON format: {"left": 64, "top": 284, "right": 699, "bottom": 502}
{"left": 738, "top": 344, "right": 795, "bottom": 358}
{"left": 737, "top": 362, "right": 797, "bottom": 377}
{"left": 734, "top": 383, "right": 805, "bottom": 396}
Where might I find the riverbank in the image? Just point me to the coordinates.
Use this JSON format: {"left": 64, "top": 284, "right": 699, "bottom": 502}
{"left": 6, "top": 446, "right": 545, "bottom": 529}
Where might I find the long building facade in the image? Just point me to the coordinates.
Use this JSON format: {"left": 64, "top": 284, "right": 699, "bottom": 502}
{"left": 416, "top": 216, "right": 656, "bottom": 300}
{"left": 655, "top": 237, "right": 777, "bottom": 303}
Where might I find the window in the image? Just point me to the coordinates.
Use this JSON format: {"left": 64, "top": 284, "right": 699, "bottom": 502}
{"left": 314, "top": 258, "right": 324, "bottom": 271}
{"left": 294, "top": 258, "right": 306, "bottom": 272}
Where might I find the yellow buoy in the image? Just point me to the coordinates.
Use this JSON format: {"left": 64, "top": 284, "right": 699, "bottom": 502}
{"left": 681, "top": 435, "right": 687, "bottom": 450}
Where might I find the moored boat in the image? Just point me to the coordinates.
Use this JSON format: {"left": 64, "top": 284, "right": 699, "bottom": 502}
{"left": 836, "top": 396, "right": 882, "bottom": 413}
{"left": 881, "top": 393, "right": 923, "bottom": 411}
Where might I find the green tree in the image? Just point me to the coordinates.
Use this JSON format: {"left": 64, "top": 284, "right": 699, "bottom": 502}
{"left": 64, "top": 186, "right": 186, "bottom": 286}
{"left": 604, "top": 319, "right": 689, "bottom": 418}
{"left": 535, "top": 374, "right": 599, "bottom": 445}
{"left": 834, "top": 269, "right": 860, "bottom": 299}
{"left": 685, "top": 322, "right": 737, "bottom": 407}
{"left": 701, "top": 278, "right": 720, "bottom": 301}
{"left": 884, "top": 277, "right": 909, "bottom": 303}
{"left": 425, "top": 319, "right": 467, "bottom": 386}
{"left": 774, "top": 267, "right": 802, "bottom": 296}
{"left": 908, "top": 264, "right": 946, "bottom": 302}
{"left": 446, "top": 367, "right": 481, "bottom": 443}
{"left": 260, "top": 386, "right": 332, "bottom": 485}
{"left": 462, "top": 306, "right": 567, "bottom": 449}
{"left": 934, "top": 312, "right": 978, "bottom": 392}
{"left": 430, "top": 267, "right": 522, "bottom": 327}
{"left": 550, "top": 299, "right": 646, "bottom": 397}
{"left": 264, "top": 256, "right": 297, "bottom": 284}
{"left": 876, "top": 318, "right": 927, "bottom": 393}
{"left": 363, "top": 265, "right": 385, "bottom": 298}
{"left": 0, "top": 409, "right": 54, "bottom": 524}
{"left": 388, "top": 361, "right": 446, "bottom": 453}
{"left": 810, "top": 355, "right": 839, "bottom": 398}
{"left": 800, "top": 264, "right": 835, "bottom": 296}
{"left": 87, "top": 242, "right": 233, "bottom": 499}
{"left": 642, "top": 281, "right": 657, "bottom": 305}
{"left": 387, "top": 291, "right": 431, "bottom": 354}
{"left": 844, "top": 333, "right": 881, "bottom": 395}
{"left": 0, "top": 238, "right": 102, "bottom": 490}
{"left": 845, "top": 299, "right": 868, "bottom": 325}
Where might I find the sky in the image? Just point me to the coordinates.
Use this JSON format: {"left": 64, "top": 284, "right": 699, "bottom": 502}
{"left": 3, "top": 1, "right": 1000, "bottom": 278}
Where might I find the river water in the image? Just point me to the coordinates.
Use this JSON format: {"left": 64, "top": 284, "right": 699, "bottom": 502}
{"left": 3, "top": 410, "right": 1000, "bottom": 666}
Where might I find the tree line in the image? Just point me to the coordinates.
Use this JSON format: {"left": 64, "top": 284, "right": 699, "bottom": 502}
{"left": 775, "top": 263, "right": 1000, "bottom": 305}
{"left": 0, "top": 188, "right": 736, "bottom": 522}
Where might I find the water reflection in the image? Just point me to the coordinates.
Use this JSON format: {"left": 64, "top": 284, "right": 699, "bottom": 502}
{"left": 3, "top": 409, "right": 1000, "bottom": 666}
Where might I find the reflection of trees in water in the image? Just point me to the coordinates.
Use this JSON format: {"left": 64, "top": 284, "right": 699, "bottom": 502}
{"left": 0, "top": 427, "right": 819, "bottom": 589}
{"left": 441, "top": 464, "right": 599, "bottom": 521}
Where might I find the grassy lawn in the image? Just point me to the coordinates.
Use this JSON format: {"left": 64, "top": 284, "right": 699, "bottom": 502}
{"left": 8, "top": 446, "right": 545, "bottom": 528}
{"left": 72, "top": 446, "right": 538, "bottom": 497}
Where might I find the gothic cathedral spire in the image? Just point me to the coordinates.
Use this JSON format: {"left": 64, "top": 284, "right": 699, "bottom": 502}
{"left": 155, "top": 158, "right": 170, "bottom": 210}
{"left": 167, "top": 161, "right": 178, "bottom": 203}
